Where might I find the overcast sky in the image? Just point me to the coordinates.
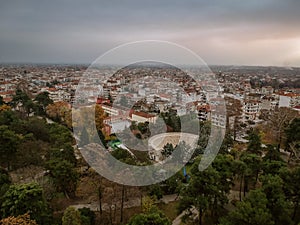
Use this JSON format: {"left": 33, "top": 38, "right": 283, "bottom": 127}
{"left": 0, "top": 0, "right": 300, "bottom": 66}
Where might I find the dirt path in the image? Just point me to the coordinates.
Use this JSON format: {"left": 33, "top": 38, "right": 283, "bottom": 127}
{"left": 70, "top": 194, "right": 178, "bottom": 212}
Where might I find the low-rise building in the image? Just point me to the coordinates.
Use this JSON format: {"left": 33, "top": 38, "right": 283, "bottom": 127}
{"left": 130, "top": 111, "right": 157, "bottom": 123}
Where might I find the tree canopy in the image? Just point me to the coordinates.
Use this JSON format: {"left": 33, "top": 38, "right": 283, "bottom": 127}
{"left": 0, "top": 182, "right": 51, "bottom": 225}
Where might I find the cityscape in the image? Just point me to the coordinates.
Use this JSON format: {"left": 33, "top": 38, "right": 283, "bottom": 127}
{"left": 1, "top": 0, "right": 300, "bottom": 225}
{"left": 1, "top": 62, "right": 300, "bottom": 224}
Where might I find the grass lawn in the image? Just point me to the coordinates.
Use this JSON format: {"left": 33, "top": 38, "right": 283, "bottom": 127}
{"left": 158, "top": 201, "right": 180, "bottom": 221}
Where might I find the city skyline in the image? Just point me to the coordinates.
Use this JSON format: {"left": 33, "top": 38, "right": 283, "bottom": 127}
{"left": 1, "top": 0, "right": 300, "bottom": 67}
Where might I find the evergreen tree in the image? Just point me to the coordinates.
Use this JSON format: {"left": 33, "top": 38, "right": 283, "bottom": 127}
{"left": 0, "top": 125, "right": 20, "bottom": 170}
{"left": 127, "top": 207, "right": 170, "bottom": 225}
{"left": 46, "top": 159, "right": 79, "bottom": 197}
{"left": 161, "top": 143, "right": 174, "bottom": 159}
{"left": 0, "top": 183, "right": 51, "bottom": 225}
{"left": 219, "top": 190, "right": 274, "bottom": 225}
{"left": 62, "top": 207, "right": 82, "bottom": 225}
{"left": 261, "top": 175, "right": 293, "bottom": 225}
{"left": 179, "top": 156, "right": 233, "bottom": 225}
{"left": 247, "top": 128, "right": 262, "bottom": 155}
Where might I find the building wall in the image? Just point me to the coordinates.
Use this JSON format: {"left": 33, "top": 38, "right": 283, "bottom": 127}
{"left": 279, "top": 95, "right": 290, "bottom": 108}
{"left": 131, "top": 114, "right": 157, "bottom": 123}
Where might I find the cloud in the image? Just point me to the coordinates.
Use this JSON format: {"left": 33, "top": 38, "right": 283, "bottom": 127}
{"left": 0, "top": 0, "right": 299, "bottom": 66}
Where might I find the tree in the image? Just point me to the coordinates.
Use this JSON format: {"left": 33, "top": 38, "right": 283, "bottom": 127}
{"left": 233, "top": 160, "right": 247, "bottom": 201}
{"left": 224, "top": 96, "right": 243, "bottom": 141}
{"left": 247, "top": 128, "right": 262, "bottom": 155}
{"left": 94, "top": 104, "right": 106, "bottom": 131}
{"left": 23, "top": 100, "right": 35, "bottom": 117}
{"left": 90, "top": 129, "right": 108, "bottom": 148}
{"left": 62, "top": 207, "right": 82, "bottom": 225}
{"left": 260, "top": 107, "right": 298, "bottom": 150}
{"left": 127, "top": 208, "right": 171, "bottom": 225}
{"left": 0, "top": 213, "right": 38, "bottom": 225}
{"left": 262, "top": 160, "right": 286, "bottom": 176}
{"left": 161, "top": 110, "right": 181, "bottom": 132}
{"left": 148, "top": 184, "right": 163, "bottom": 200}
{"left": 141, "top": 196, "right": 156, "bottom": 213}
{"left": 219, "top": 189, "right": 274, "bottom": 225}
{"left": 262, "top": 144, "right": 286, "bottom": 176}
{"left": 24, "top": 117, "right": 50, "bottom": 142}
{"left": 220, "top": 131, "right": 234, "bottom": 154}
{"left": 0, "top": 167, "right": 11, "bottom": 185}
{"left": 193, "top": 121, "right": 211, "bottom": 158}
{"left": 0, "top": 125, "right": 20, "bottom": 170}
{"left": 263, "top": 144, "right": 282, "bottom": 162}
{"left": 11, "top": 89, "right": 34, "bottom": 117}
{"left": 46, "top": 101, "right": 72, "bottom": 128}
{"left": 72, "top": 104, "right": 106, "bottom": 133}
{"left": 48, "top": 123, "right": 73, "bottom": 147}
{"left": 0, "top": 109, "right": 19, "bottom": 127}
{"left": 240, "top": 152, "right": 262, "bottom": 195}
{"left": 14, "top": 139, "right": 46, "bottom": 169}
{"left": 161, "top": 143, "right": 174, "bottom": 159}
{"left": 0, "top": 104, "right": 11, "bottom": 112}
{"left": 34, "top": 91, "right": 53, "bottom": 115}
{"left": 164, "top": 172, "right": 183, "bottom": 195}
{"left": 50, "top": 144, "right": 77, "bottom": 166}
{"left": 261, "top": 175, "right": 292, "bottom": 225}
{"left": 0, "top": 96, "right": 4, "bottom": 105}
{"left": 111, "top": 148, "right": 136, "bottom": 165}
{"left": 280, "top": 167, "right": 300, "bottom": 222}
{"left": 78, "top": 207, "right": 95, "bottom": 225}
{"left": 285, "top": 118, "right": 300, "bottom": 162}
{"left": 174, "top": 141, "right": 191, "bottom": 163}
{"left": 179, "top": 157, "right": 231, "bottom": 225}
{"left": 0, "top": 167, "right": 11, "bottom": 200}
{"left": 137, "top": 122, "right": 150, "bottom": 136}
{"left": 46, "top": 159, "right": 79, "bottom": 198}
{"left": 86, "top": 171, "right": 103, "bottom": 216}
{"left": 210, "top": 154, "right": 234, "bottom": 218}
{"left": 0, "top": 183, "right": 51, "bottom": 225}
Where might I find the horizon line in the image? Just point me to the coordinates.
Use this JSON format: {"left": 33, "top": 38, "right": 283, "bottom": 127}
{"left": 0, "top": 62, "right": 299, "bottom": 69}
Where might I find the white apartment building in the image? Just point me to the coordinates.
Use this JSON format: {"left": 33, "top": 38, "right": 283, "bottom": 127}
{"left": 211, "top": 113, "right": 226, "bottom": 128}
{"left": 244, "top": 100, "right": 261, "bottom": 120}
{"left": 279, "top": 93, "right": 300, "bottom": 108}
